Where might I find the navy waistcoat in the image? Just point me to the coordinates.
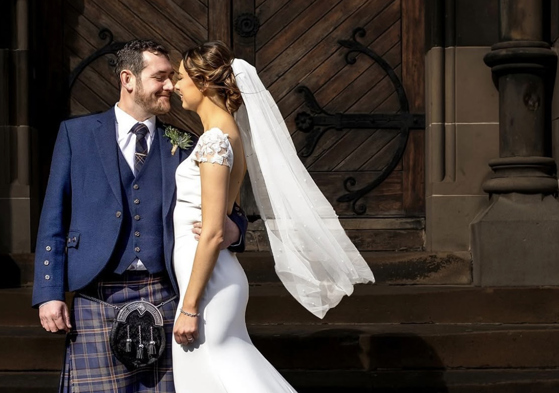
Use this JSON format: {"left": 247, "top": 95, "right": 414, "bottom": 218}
{"left": 112, "top": 134, "right": 165, "bottom": 274}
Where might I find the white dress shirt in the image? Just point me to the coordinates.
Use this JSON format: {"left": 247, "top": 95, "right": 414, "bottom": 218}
{"left": 114, "top": 104, "right": 157, "bottom": 270}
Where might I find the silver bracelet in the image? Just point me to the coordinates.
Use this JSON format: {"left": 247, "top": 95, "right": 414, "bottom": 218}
{"left": 180, "top": 308, "right": 200, "bottom": 318}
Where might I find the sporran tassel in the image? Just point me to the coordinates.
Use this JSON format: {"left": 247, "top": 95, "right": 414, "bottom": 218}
{"left": 148, "top": 326, "right": 156, "bottom": 357}
{"left": 136, "top": 326, "right": 144, "bottom": 360}
{"left": 125, "top": 325, "right": 132, "bottom": 353}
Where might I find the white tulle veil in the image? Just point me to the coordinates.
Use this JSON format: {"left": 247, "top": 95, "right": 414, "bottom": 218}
{"left": 231, "top": 59, "right": 374, "bottom": 319}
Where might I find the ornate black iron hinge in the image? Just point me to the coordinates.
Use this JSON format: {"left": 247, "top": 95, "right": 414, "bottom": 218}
{"left": 68, "top": 28, "right": 126, "bottom": 90}
{"left": 295, "top": 27, "right": 425, "bottom": 215}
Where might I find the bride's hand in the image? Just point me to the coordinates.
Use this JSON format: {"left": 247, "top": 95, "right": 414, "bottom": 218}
{"left": 173, "top": 312, "right": 199, "bottom": 345}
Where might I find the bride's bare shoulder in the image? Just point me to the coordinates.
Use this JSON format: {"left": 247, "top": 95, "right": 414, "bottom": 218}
{"left": 224, "top": 117, "right": 240, "bottom": 138}
{"left": 214, "top": 118, "right": 241, "bottom": 146}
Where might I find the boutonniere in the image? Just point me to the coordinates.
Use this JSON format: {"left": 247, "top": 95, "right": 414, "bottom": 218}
{"left": 164, "top": 125, "right": 193, "bottom": 155}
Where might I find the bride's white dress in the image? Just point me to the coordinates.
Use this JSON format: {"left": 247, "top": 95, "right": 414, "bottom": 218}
{"left": 172, "top": 128, "right": 297, "bottom": 393}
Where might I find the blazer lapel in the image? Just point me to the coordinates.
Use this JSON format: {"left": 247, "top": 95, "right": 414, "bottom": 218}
{"left": 93, "top": 109, "right": 122, "bottom": 205}
{"left": 158, "top": 122, "right": 181, "bottom": 218}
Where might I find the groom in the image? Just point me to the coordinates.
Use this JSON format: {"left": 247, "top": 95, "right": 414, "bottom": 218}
{"left": 32, "top": 39, "right": 247, "bottom": 392}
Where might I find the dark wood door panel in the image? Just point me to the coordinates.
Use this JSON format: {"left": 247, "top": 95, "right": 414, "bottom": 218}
{"left": 236, "top": 0, "right": 423, "bottom": 221}
{"left": 64, "top": 0, "right": 206, "bottom": 130}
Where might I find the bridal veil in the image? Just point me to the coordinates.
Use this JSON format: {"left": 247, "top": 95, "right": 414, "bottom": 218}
{"left": 231, "top": 59, "right": 374, "bottom": 319}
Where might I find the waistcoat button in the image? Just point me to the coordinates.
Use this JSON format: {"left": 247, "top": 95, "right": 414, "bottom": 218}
{"left": 116, "top": 211, "right": 122, "bottom": 218}
{"left": 134, "top": 199, "right": 140, "bottom": 205}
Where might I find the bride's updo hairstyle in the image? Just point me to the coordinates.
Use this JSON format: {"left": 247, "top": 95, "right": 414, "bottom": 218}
{"left": 183, "top": 41, "right": 243, "bottom": 114}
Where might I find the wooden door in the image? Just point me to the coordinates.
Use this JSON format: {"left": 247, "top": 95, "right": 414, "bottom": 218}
{"left": 60, "top": 0, "right": 425, "bottom": 251}
{"left": 232, "top": 0, "right": 425, "bottom": 250}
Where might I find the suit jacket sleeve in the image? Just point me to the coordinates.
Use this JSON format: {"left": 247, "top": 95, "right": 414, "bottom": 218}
{"left": 32, "top": 122, "right": 72, "bottom": 307}
{"left": 227, "top": 202, "right": 248, "bottom": 253}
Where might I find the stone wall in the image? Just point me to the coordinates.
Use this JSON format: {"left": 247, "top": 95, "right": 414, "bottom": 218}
{"left": 425, "top": 0, "right": 499, "bottom": 252}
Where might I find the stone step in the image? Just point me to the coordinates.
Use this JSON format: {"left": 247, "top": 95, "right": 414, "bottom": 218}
{"left": 0, "top": 373, "right": 59, "bottom": 393}
{"left": 3, "top": 324, "right": 559, "bottom": 372}
{"left": 4, "top": 250, "right": 472, "bottom": 288}
{"left": 0, "top": 288, "right": 70, "bottom": 327}
{"left": 239, "top": 251, "right": 472, "bottom": 285}
{"left": 249, "top": 324, "right": 559, "bottom": 370}
{"left": 1, "top": 288, "right": 37, "bottom": 326}
{"left": 246, "top": 283, "right": 559, "bottom": 324}
{"left": 0, "top": 327, "right": 66, "bottom": 371}
{"left": 283, "top": 369, "right": 559, "bottom": 392}
{"left": 2, "top": 369, "right": 559, "bottom": 393}
{"left": 4, "top": 283, "right": 559, "bottom": 327}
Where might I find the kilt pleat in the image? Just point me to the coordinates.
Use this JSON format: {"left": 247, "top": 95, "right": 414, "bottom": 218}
{"left": 60, "top": 272, "right": 177, "bottom": 393}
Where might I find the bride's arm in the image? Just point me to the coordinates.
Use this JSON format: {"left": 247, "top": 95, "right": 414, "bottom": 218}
{"left": 173, "top": 161, "right": 230, "bottom": 344}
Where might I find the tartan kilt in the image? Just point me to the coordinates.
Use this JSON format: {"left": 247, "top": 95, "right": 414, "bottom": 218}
{"left": 60, "top": 272, "right": 177, "bottom": 393}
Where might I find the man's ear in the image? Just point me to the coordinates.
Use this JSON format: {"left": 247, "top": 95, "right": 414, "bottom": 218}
{"left": 120, "top": 70, "right": 135, "bottom": 92}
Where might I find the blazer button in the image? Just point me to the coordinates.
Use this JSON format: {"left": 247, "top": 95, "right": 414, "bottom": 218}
{"left": 134, "top": 231, "right": 140, "bottom": 237}
{"left": 134, "top": 247, "right": 141, "bottom": 252}
{"left": 46, "top": 246, "right": 52, "bottom": 251}
{"left": 116, "top": 211, "right": 122, "bottom": 218}
{"left": 133, "top": 184, "right": 140, "bottom": 190}
{"left": 134, "top": 215, "right": 141, "bottom": 221}
{"left": 45, "top": 275, "right": 50, "bottom": 280}
{"left": 43, "top": 260, "right": 50, "bottom": 266}
{"left": 134, "top": 199, "right": 140, "bottom": 205}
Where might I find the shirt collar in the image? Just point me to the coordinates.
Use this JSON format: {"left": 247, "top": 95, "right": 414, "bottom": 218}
{"left": 114, "top": 103, "right": 157, "bottom": 137}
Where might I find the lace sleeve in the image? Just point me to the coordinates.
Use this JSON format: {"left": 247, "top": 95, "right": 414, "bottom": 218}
{"left": 192, "top": 128, "right": 234, "bottom": 168}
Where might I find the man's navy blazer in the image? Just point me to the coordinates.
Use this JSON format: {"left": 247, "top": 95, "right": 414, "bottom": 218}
{"left": 32, "top": 108, "right": 247, "bottom": 307}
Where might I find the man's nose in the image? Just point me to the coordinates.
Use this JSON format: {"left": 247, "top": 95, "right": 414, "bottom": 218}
{"left": 164, "top": 78, "right": 174, "bottom": 90}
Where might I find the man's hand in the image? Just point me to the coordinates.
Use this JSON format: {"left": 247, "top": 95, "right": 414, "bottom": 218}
{"left": 192, "top": 216, "right": 241, "bottom": 250}
{"left": 39, "top": 300, "right": 71, "bottom": 333}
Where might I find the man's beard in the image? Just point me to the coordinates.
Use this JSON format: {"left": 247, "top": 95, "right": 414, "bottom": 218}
{"left": 134, "top": 80, "right": 171, "bottom": 116}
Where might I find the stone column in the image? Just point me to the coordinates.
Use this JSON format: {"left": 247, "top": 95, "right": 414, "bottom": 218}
{"left": 471, "top": 0, "right": 559, "bottom": 285}
{"left": 0, "top": 0, "right": 38, "bottom": 254}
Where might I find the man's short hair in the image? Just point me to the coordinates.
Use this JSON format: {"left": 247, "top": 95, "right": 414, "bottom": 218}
{"left": 115, "top": 39, "right": 170, "bottom": 78}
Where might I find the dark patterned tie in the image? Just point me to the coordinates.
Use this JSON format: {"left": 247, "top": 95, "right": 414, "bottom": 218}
{"left": 131, "top": 122, "right": 149, "bottom": 174}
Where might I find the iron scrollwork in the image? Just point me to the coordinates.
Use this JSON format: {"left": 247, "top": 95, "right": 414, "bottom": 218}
{"left": 68, "top": 28, "right": 126, "bottom": 90}
{"left": 295, "top": 27, "right": 425, "bottom": 215}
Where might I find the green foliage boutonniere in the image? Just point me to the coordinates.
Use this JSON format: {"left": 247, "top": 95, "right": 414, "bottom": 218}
{"left": 164, "top": 125, "right": 193, "bottom": 155}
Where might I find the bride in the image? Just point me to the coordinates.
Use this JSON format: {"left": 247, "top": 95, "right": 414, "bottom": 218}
{"left": 171, "top": 41, "right": 374, "bottom": 392}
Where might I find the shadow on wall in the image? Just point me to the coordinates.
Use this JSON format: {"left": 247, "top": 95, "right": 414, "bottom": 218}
{"left": 368, "top": 333, "right": 449, "bottom": 393}
{"left": 0, "top": 254, "right": 21, "bottom": 288}
{"left": 256, "top": 328, "right": 448, "bottom": 393}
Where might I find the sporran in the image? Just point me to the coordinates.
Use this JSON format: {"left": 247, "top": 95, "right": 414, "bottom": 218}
{"left": 77, "top": 294, "right": 176, "bottom": 369}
